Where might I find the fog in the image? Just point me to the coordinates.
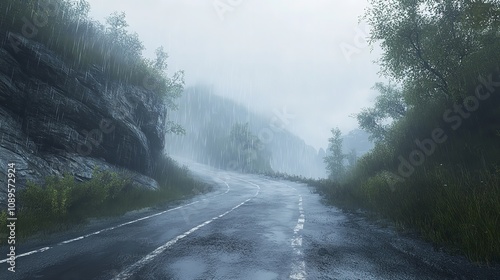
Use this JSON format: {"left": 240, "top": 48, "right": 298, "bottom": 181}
{"left": 86, "top": 0, "right": 383, "bottom": 151}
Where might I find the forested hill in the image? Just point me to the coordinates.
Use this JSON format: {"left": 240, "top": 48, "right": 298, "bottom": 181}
{"left": 165, "top": 85, "right": 327, "bottom": 178}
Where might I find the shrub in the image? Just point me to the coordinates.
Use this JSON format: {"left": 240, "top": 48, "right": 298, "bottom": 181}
{"left": 0, "top": 155, "right": 211, "bottom": 244}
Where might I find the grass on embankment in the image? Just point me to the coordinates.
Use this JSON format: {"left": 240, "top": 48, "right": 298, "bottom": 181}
{"left": 262, "top": 138, "right": 500, "bottom": 264}
{"left": 258, "top": 148, "right": 500, "bottom": 264}
{"left": 309, "top": 158, "right": 500, "bottom": 264}
{"left": 301, "top": 94, "right": 500, "bottom": 264}
{"left": 0, "top": 156, "right": 211, "bottom": 244}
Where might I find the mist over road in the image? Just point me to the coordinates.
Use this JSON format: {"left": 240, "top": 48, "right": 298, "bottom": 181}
{"left": 1, "top": 160, "right": 498, "bottom": 279}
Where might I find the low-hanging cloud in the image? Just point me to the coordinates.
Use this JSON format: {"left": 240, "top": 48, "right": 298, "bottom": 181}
{"left": 86, "top": 0, "right": 384, "bottom": 150}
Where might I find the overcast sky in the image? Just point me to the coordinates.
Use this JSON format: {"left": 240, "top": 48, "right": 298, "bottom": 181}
{"left": 86, "top": 0, "right": 385, "bottom": 151}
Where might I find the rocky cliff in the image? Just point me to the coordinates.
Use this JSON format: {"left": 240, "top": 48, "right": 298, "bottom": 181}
{"left": 0, "top": 32, "right": 167, "bottom": 207}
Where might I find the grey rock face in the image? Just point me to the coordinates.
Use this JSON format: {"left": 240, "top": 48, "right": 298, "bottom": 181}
{"left": 0, "top": 32, "right": 165, "bottom": 206}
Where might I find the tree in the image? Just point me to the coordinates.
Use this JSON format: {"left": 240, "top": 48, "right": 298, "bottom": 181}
{"left": 226, "top": 123, "right": 271, "bottom": 173}
{"left": 324, "top": 127, "right": 345, "bottom": 180}
{"left": 106, "top": 12, "right": 128, "bottom": 42}
{"left": 356, "top": 82, "right": 407, "bottom": 142}
{"left": 152, "top": 46, "right": 169, "bottom": 72}
{"left": 347, "top": 148, "right": 358, "bottom": 168}
{"left": 150, "top": 47, "right": 184, "bottom": 110}
{"left": 71, "top": 0, "right": 91, "bottom": 21}
{"left": 147, "top": 46, "right": 185, "bottom": 135}
{"left": 105, "top": 12, "right": 144, "bottom": 58}
{"left": 364, "top": 0, "right": 500, "bottom": 103}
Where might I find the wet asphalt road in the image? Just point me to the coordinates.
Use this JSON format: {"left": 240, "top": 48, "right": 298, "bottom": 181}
{"left": 1, "top": 160, "right": 500, "bottom": 280}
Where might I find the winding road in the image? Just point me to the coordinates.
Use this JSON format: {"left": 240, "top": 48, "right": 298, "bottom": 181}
{"left": 1, "top": 159, "right": 499, "bottom": 279}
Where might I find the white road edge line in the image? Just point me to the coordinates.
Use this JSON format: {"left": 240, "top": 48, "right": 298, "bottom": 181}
{"left": 0, "top": 181, "right": 231, "bottom": 264}
{"left": 112, "top": 179, "right": 260, "bottom": 280}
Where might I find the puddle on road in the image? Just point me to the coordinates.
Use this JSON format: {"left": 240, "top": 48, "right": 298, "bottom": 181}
{"left": 262, "top": 229, "right": 288, "bottom": 245}
{"left": 245, "top": 269, "right": 279, "bottom": 280}
{"left": 218, "top": 252, "right": 242, "bottom": 264}
{"left": 167, "top": 258, "right": 206, "bottom": 280}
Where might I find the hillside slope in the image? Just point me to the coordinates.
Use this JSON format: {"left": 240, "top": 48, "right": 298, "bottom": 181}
{"left": 0, "top": 32, "right": 166, "bottom": 207}
{"left": 166, "top": 85, "right": 327, "bottom": 178}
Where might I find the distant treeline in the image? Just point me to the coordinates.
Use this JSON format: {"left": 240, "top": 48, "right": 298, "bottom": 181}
{"left": 166, "top": 85, "right": 327, "bottom": 178}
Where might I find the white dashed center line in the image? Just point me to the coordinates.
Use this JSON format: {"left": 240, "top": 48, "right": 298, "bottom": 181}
{"left": 290, "top": 195, "right": 306, "bottom": 280}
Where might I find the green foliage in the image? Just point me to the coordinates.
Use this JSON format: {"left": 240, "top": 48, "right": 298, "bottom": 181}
{"left": 314, "top": 0, "right": 500, "bottom": 263}
{"left": 346, "top": 148, "right": 358, "bottom": 168}
{"left": 225, "top": 123, "right": 272, "bottom": 173}
{"left": 365, "top": 0, "right": 500, "bottom": 102}
{"left": 323, "top": 127, "right": 345, "bottom": 180}
{"left": 185, "top": 121, "right": 272, "bottom": 173}
{"left": 0, "top": 0, "right": 185, "bottom": 125}
{"left": 151, "top": 154, "right": 207, "bottom": 193}
{"left": 356, "top": 83, "right": 407, "bottom": 142}
{"left": 0, "top": 155, "right": 210, "bottom": 244}
{"left": 105, "top": 11, "right": 144, "bottom": 58}
{"left": 15, "top": 169, "right": 129, "bottom": 235}
{"left": 145, "top": 47, "right": 186, "bottom": 113}
{"left": 330, "top": 87, "right": 500, "bottom": 263}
